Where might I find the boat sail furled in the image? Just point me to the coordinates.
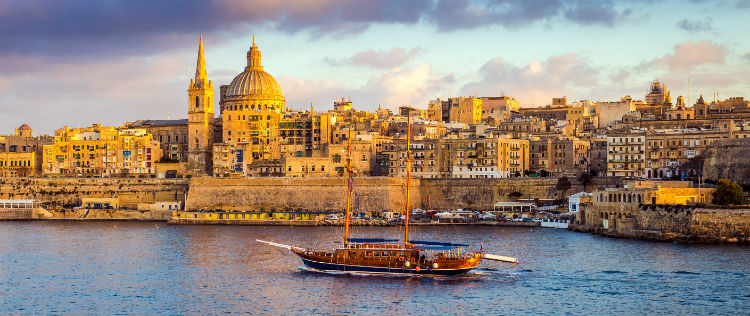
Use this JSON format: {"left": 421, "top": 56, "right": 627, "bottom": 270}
{"left": 259, "top": 114, "right": 518, "bottom": 276}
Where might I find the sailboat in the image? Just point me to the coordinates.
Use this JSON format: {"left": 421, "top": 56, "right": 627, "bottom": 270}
{"left": 258, "top": 115, "right": 519, "bottom": 276}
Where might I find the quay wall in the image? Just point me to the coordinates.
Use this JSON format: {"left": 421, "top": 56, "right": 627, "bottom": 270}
{"left": 0, "top": 177, "right": 189, "bottom": 209}
{"left": 572, "top": 203, "right": 750, "bottom": 243}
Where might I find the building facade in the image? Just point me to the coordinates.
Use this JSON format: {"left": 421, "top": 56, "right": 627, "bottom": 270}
{"left": 42, "top": 125, "right": 162, "bottom": 177}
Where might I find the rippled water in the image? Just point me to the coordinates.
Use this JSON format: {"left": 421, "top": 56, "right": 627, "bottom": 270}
{"left": 0, "top": 221, "right": 747, "bottom": 315}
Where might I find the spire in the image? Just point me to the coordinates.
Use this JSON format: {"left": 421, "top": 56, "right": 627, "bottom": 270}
{"left": 195, "top": 34, "right": 207, "bottom": 83}
{"left": 246, "top": 35, "right": 263, "bottom": 71}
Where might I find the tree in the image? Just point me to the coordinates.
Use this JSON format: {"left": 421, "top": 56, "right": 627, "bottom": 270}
{"left": 556, "top": 176, "right": 571, "bottom": 192}
{"left": 578, "top": 171, "right": 593, "bottom": 188}
{"left": 713, "top": 179, "right": 745, "bottom": 205}
{"left": 539, "top": 169, "right": 550, "bottom": 177}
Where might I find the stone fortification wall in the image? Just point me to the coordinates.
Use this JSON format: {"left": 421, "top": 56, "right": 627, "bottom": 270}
{"left": 186, "top": 177, "right": 418, "bottom": 212}
{"left": 702, "top": 138, "right": 750, "bottom": 186}
{"left": 573, "top": 203, "right": 750, "bottom": 243}
{"left": 419, "top": 178, "right": 558, "bottom": 210}
{"left": 187, "top": 177, "right": 561, "bottom": 212}
{"left": 0, "top": 177, "right": 189, "bottom": 208}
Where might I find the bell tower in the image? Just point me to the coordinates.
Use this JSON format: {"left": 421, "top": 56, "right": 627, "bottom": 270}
{"left": 187, "top": 34, "right": 215, "bottom": 175}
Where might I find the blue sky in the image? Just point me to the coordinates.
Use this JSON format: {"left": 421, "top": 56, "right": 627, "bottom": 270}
{"left": 0, "top": 0, "right": 748, "bottom": 134}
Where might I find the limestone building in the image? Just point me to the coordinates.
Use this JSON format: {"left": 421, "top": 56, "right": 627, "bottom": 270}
{"left": 0, "top": 124, "right": 53, "bottom": 154}
{"left": 644, "top": 128, "right": 731, "bottom": 179}
{"left": 0, "top": 124, "right": 52, "bottom": 176}
{"left": 42, "top": 125, "right": 161, "bottom": 177}
{"left": 529, "top": 136, "right": 590, "bottom": 175}
{"left": 187, "top": 35, "right": 216, "bottom": 175}
{"left": 607, "top": 130, "right": 646, "bottom": 177}
{"left": 594, "top": 96, "right": 637, "bottom": 128}
{"left": 665, "top": 96, "right": 694, "bottom": 120}
{"left": 638, "top": 80, "right": 673, "bottom": 119}
{"left": 0, "top": 152, "right": 38, "bottom": 177}
{"left": 428, "top": 97, "right": 482, "bottom": 125}
{"left": 126, "top": 119, "right": 189, "bottom": 163}
{"left": 218, "top": 36, "right": 285, "bottom": 166}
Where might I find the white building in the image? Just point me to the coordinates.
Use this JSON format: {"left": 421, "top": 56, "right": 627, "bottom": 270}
{"left": 568, "top": 192, "right": 593, "bottom": 213}
{"left": 451, "top": 165, "right": 499, "bottom": 178}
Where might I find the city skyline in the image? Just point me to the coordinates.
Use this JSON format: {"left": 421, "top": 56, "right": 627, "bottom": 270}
{"left": 1, "top": 0, "right": 749, "bottom": 135}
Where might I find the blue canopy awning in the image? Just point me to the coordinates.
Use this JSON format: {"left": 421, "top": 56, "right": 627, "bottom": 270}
{"left": 413, "top": 246, "right": 454, "bottom": 250}
{"left": 347, "top": 238, "right": 399, "bottom": 243}
{"left": 409, "top": 240, "right": 469, "bottom": 247}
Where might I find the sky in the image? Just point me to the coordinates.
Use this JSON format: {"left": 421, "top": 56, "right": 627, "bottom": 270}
{"left": 0, "top": 0, "right": 748, "bottom": 135}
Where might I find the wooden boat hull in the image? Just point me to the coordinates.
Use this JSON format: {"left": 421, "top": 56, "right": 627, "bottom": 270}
{"left": 295, "top": 252, "right": 478, "bottom": 276}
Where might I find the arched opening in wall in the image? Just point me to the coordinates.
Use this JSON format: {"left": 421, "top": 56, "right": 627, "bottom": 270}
{"left": 609, "top": 194, "right": 613, "bottom": 202}
{"left": 195, "top": 96, "right": 200, "bottom": 109}
{"left": 637, "top": 194, "right": 642, "bottom": 203}
{"left": 195, "top": 138, "right": 199, "bottom": 146}
{"left": 648, "top": 170, "right": 652, "bottom": 178}
{"left": 627, "top": 194, "right": 632, "bottom": 203}
{"left": 659, "top": 170, "right": 664, "bottom": 178}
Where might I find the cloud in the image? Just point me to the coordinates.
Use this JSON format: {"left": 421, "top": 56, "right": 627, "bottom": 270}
{"left": 563, "top": 0, "right": 631, "bottom": 26}
{"left": 0, "top": 0, "right": 639, "bottom": 60}
{"left": 676, "top": 18, "right": 713, "bottom": 32}
{"left": 278, "top": 62, "right": 454, "bottom": 110}
{"left": 639, "top": 40, "right": 725, "bottom": 72}
{"left": 0, "top": 0, "right": 431, "bottom": 58}
{"left": 427, "top": 0, "right": 630, "bottom": 30}
{"left": 325, "top": 47, "right": 424, "bottom": 69}
{"left": 0, "top": 54, "right": 193, "bottom": 135}
{"left": 462, "top": 54, "right": 599, "bottom": 106}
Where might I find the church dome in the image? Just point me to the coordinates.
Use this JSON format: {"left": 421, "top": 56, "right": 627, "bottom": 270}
{"left": 223, "top": 37, "right": 285, "bottom": 110}
{"left": 225, "top": 69, "right": 283, "bottom": 100}
{"left": 18, "top": 124, "right": 31, "bottom": 130}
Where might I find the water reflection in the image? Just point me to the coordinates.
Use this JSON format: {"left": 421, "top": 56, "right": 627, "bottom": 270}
{"left": 0, "top": 222, "right": 747, "bottom": 315}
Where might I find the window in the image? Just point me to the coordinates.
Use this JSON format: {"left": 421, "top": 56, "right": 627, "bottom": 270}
{"left": 195, "top": 96, "right": 199, "bottom": 108}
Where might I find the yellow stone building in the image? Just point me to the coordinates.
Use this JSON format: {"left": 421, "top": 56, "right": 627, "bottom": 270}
{"left": 592, "top": 185, "right": 714, "bottom": 205}
{"left": 0, "top": 152, "right": 38, "bottom": 177}
{"left": 42, "top": 125, "right": 162, "bottom": 177}
{"left": 428, "top": 97, "right": 482, "bottom": 125}
{"left": 218, "top": 36, "right": 285, "bottom": 163}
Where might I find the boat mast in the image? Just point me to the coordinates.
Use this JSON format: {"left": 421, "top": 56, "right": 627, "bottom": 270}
{"left": 344, "top": 124, "right": 352, "bottom": 247}
{"left": 404, "top": 113, "right": 412, "bottom": 245}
